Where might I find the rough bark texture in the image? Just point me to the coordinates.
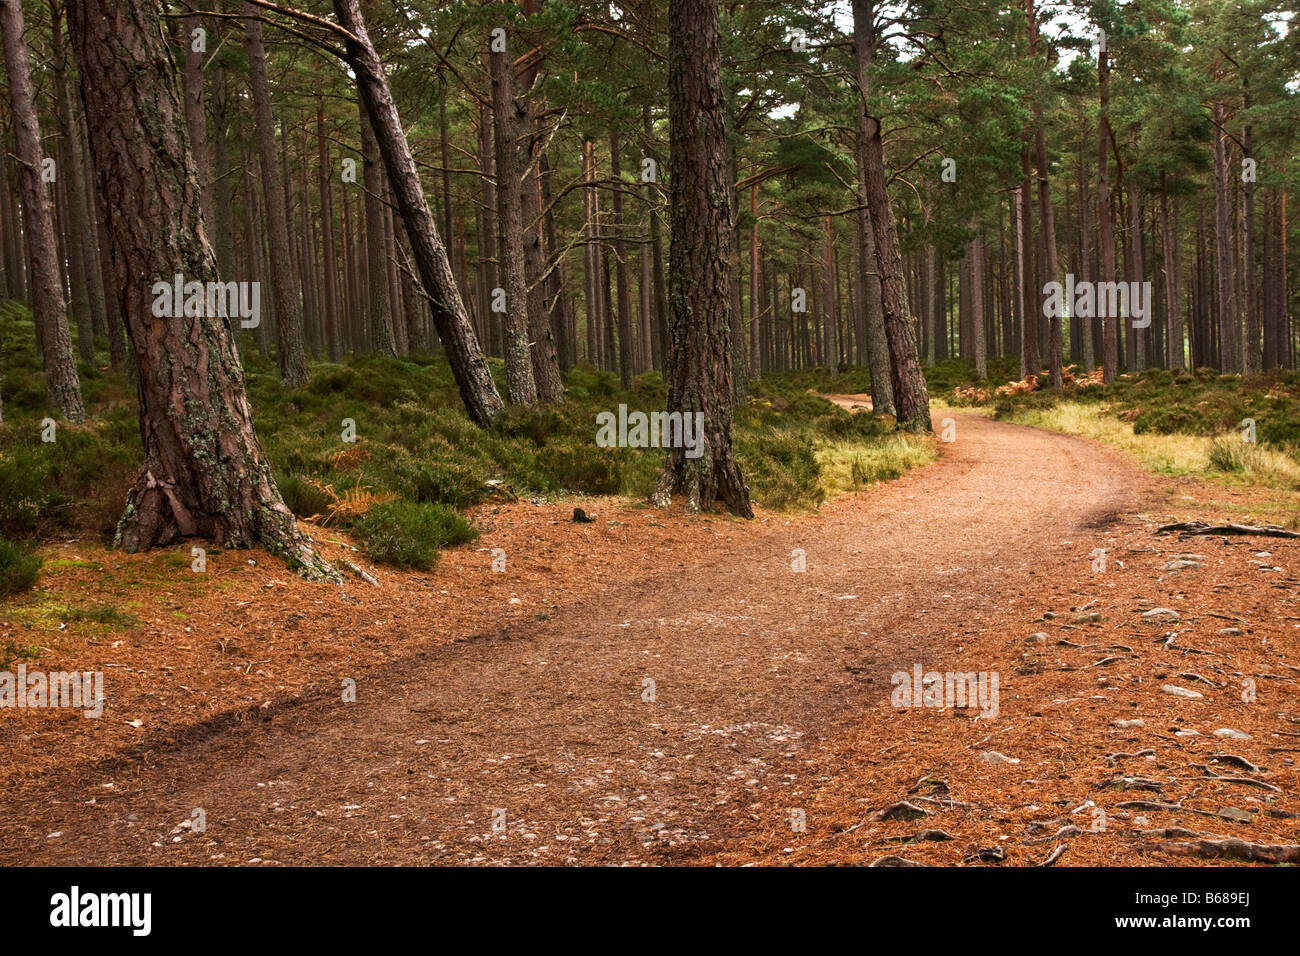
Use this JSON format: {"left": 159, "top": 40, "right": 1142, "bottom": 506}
{"left": 652, "top": 0, "right": 751, "bottom": 518}
{"left": 182, "top": 2, "right": 213, "bottom": 229}
{"left": 487, "top": 29, "right": 538, "bottom": 404}
{"left": 243, "top": 2, "right": 308, "bottom": 386}
{"left": 67, "top": 0, "right": 334, "bottom": 579}
{"left": 1, "top": 0, "right": 85, "bottom": 422}
{"left": 853, "top": 0, "right": 929, "bottom": 432}
{"left": 332, "top": 0, "right": 503, "bottom": 425}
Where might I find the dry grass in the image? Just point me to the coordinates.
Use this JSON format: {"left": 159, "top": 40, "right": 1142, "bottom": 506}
{"left": 1006, "top": 401, "right": 1300, "bottom": 487}
{"left": 302, "top": 475, "right": 397, "bottom": 526}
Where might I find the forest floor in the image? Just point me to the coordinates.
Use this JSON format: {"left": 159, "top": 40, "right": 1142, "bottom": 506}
{"left": 2, "top": 404, "right": 1298, "bottom": 866}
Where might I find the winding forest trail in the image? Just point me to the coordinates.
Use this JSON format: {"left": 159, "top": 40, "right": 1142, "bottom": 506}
{"left": 3, "top": 409, "right": 1146, "bottom": 865}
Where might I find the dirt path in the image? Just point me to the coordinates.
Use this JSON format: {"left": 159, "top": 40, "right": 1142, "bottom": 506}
{"left": 2, "top": 408, "right": 1144, "bottom": 865}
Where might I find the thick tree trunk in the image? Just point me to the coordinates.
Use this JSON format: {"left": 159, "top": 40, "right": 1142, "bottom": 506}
{"left": 243, "top": 2, "right": 308, "bottom": 386}
{"left": 333, "top": 0, "right": 503, "bottom": 424}
{"left": 2, "top": 0, "right": 86, "bottom": 422}
{"left": 852, "top": 0, "right": 929, "bottom": 431}
{"left": 67, "top": 0, "right": 334, "bottom": 578}
{"left": 653, "top": 0, "right": 751, "bottom": 518}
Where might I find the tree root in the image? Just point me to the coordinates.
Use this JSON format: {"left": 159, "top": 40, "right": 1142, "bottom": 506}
{"left": 1145, "top": 838, "right": 1300, "bottom": 863}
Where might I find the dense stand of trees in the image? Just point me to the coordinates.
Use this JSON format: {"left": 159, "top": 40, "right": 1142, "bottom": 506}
{"left": 1, "top": 0, "right": 1298, "bottom": 539}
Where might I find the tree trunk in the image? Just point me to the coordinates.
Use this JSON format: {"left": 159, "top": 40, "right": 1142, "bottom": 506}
{"left": 1098, "top": 39, "right": 1118, "bottom": 382}
{"left": 317, "top": 93, "right": 340, "bottom": 360}
{"left": 67, "top": 0, "right": 335, "bottom": 578}
{"left": 970, "top": 236, "right": 987, "bottom": 378}
{"left": 359, "top": 102, "right": 397, "bottom": 358}
{"left": 1242, "top": 104, "right": 1260, "bottom": 375}
{"left": 1127, "top": 160, "right": 1146, "bottom": 371}
{"left": 582, "top": 139, "right": 600, "bottom": 366}
{"left": 852, "top": 0, "right": 929, "bottom": 431}
{"left": 243, "top": 2, "right": 308, "bottom": 386}
{"left": 823, "top": 214, "right": 838, "bottom": 369}
{"left": 2, "top": 0, "right": 86, "bottom": 421}
{"left": 652, "top": 0, "right": 751, "bottom": 518}
{"left": 182, "top": 0, "right": 213, "bottom": 229}
{"left": 610, "top": 131, "right": 636, "bottom": 388}
{"left": 333, "top": 0, "right": 503, "bottom": 424}
{"left": 1212, "top": 101, "right": 1240, "bottom": 373}
{"left": 487, "top": 27, "right": 537, "bottom": 404}
{"left": 51, "top": 3, "right": 107, "bottom": 352}
{"left": 476, "top": 101, "right": 499, "bottom": 357}
{"left": 1160, "top": 172, "right": 1183, "bottom": 370}
{"left": 520, "top": 126, "right": 563, "bottom": 400}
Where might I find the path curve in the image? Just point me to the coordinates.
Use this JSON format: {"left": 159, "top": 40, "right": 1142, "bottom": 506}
{"left": 1, "top": 408, "right": 1141, "bottom": 865}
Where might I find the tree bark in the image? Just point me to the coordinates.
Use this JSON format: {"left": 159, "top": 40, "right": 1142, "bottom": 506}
{"left": 243, "top": 2, "right": 308, "bottom": 386}
{"left": 653, "top": 0, "right": 751, "bottom": 518}
{"left": 1242, "top": 102, "right": 1260, "bottom": 374}
{"left": 1098, "top": 38, "right": 1118, "bottom": 382}
{"left": 487, "top": 27, "right": 538, "bottom": 404}
{"left": 852, "top": 0, "right": 929, "bottom": 431}
{"left": 359, "top": 102, "right": 397, "bottom": 358}
{"left": 1160, "top": 172, "right": 1183, "bottom": 370}
{"left": 610, "top": 131, "right": 636, "bottom": 387}
{"left": 332, "top": 0, "right": 504, "bottom": 424}
{"left": 1212, "top": 101, "right": 1240, "bottom": 373}
{"left": 520, "top": 123, "right": 563, "bottom": 400}
{"left": 67, "top": 0, "right": 335, "bottom": 578}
